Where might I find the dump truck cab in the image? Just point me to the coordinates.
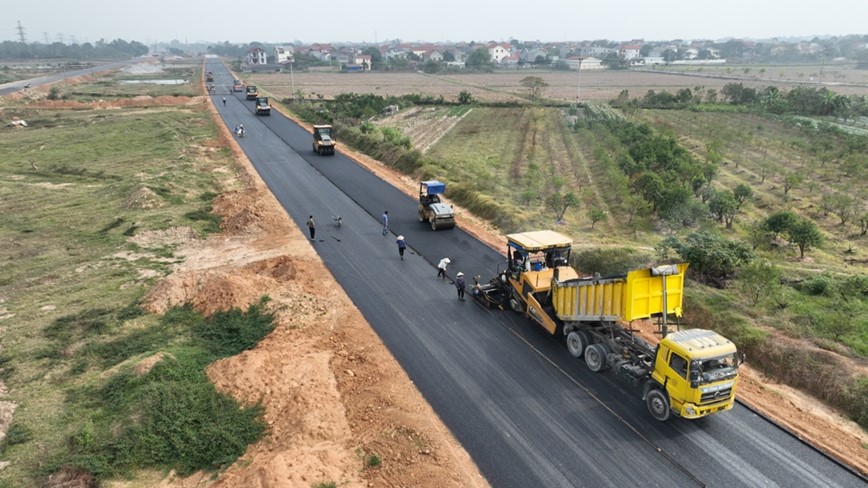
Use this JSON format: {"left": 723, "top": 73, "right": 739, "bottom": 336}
{"left": 245, "top": 85, "right": 258, "bottom": 100}
{"left": 647, "top": 329, "right": 740, "bottom": 420}
{"left": 418, "top": 180, "right": 455, "bottom": 230}
{"left": 255, "top": 96, "right": 271, "bottom": 115}
{"left": 312, "top": 125, "right": 336, "bottom": 156}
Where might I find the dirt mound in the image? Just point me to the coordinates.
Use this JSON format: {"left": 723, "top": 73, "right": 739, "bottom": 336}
{"left": 125, "top": 185, "right": 163, "bottom": 210}
{"left": 214, "top": 187, "right": 293, "bottom": 237}
{"left": 141, "top": 255, "right": 298, "bottom": 317}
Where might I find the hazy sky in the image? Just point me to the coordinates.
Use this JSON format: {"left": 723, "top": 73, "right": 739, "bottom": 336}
{"left": 6, "top": 0, "right": 867, "bottom": 45}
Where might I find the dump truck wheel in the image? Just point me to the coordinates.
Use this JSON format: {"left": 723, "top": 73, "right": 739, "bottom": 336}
{"left": 646, "top": 389, "right": 671, "bottom": 421}
{"left": 584, "top": 344, "right": 608, "bottom": 372}
{"left": 566, "top": 331, "right": 591, "bottom": 358}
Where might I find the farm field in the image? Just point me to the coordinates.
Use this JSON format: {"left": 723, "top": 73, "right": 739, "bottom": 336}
{"left": 639, "top": 109, "right": 868, "bottom": 260}
{"left": 248, "top": 63, "right": 868, "bottom": 104}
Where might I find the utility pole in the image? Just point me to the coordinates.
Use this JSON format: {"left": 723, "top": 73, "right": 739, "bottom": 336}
{"left": 16, "top": 20, "right": 27, "bottom": 43}
{"left": 289, "top": 56, "right": 295, "bottom": 100}
{"left": 575, "top": 58, "right": 583, "bottom": 105}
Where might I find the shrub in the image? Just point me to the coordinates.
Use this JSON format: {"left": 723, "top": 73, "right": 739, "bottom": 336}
{"left": 571, "top": 248, "right": 654, "bottom": 277}
{"left": 662, "top": 232, "right": 754, "bottom": 288}
{"left": 801, "top": 273, "right": 834, "bottom": 296}
{"left": 365, "top": 453, "right": 381, "bottom": 468}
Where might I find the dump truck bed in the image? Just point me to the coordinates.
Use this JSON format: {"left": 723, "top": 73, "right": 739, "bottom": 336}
{"left": 552, "top": 263, "right": 688, "bottom": 322}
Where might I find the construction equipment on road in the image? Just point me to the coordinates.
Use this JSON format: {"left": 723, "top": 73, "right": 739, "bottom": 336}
{"left": 245, "top": 84, "right": 258, "bottom": 100}
{"left": 472, "top": 230, "right": 742, "bottom": 421}
{"left": 255, "top": 96, "right": 271, "bottom": 115}
{"left": 206, "top": 71, "right": 214, "bottom": 83}
{"left": 232, "top": 79, "right": 243, "bottom": 92}
{"left": 418, "top": 180, "right": 455, "bottom": 230}
{"left": 312, "top": 125, "right": 336, "bottom": 156}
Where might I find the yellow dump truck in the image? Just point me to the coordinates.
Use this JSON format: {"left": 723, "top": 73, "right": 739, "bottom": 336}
{"left": 473, "top": 230, "right": 742, "bottom": 421}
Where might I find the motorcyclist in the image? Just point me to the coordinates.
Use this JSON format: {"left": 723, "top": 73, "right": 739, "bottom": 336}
{"left": 238, "top": 124, "right": 245, "bottom": 137}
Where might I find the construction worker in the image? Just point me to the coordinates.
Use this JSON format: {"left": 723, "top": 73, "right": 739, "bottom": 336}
{"left": 455, "top": 272, "right": 466, "bottom": 301}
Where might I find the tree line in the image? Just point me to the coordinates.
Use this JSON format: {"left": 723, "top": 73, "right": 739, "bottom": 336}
{"left": 613, "top": 84, "right": 868, "bottom": 120}
{"left": 0, "top": 39, "right": 148, "bottom": 60}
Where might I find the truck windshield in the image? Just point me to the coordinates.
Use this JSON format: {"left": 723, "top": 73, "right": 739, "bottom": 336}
{"left": 690, "top": 354, "right": 737, "bottom": 384}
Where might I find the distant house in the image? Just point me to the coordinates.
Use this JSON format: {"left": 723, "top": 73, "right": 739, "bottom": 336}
{"left": 501, "top": 53, "right": 521, "bottom": 66}
{"left": 423, "top": 50, "right": 444, "bottom": 62}
{"left": 488, "top": 43, "right": 511, "bottom": 63}
{"left": 274, "top": 46, "right": 294, "bottom": 64}
{"left": 354, "top": 54, "right": 373, "bottom": 70}
{"left": 246, "top": 47, "right": 267, "bottom": 65}
{"left": 386, "top": 48, "right": 408, "bottom": 59}
{"left": 520, "top": 48, "right": 548, "bottom": 64}
{"left": 619, "top": 44, "right": 642, "bottom": 60}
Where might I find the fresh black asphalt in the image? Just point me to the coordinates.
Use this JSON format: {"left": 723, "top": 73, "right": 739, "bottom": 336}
{"left": 206, "top": 58, "right": 864, "bottom": 488}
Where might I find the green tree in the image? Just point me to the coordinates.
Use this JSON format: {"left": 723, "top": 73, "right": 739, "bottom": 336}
{"left": 737, "top": 259, "right": 782, "bottom": 306}
{"left": 458, "top": 90, "right": 474, "bottom": 105}
{"left": 662, "top": 231, "right": 754, "bottom": 288}
{"left": 587, "top": 208, "right": 607, "bottom": 230}
{"left": 546, "top": 191, "right": 581, "bottom": 223}
{"left": 465, "top": 47, "right": 492, "bottom": 70}
{"left": 841, "top": 153, "right": 866, "bottom": 178}
{"left": 733, "top": 183, "right": 754, "bottom": 210}
{"left": 763, "top": 211, "right": 798, "bottom": 240}
{"left": 708, "top": 190, "right": 738, "bottom": 228}
{"left": 362, "top": 47, "right": 383, "bottom": 69}
{"left": 827, "top": 193, "right": 856, "bottom": 225}
{"left": 788, "top": 217, "right": 823, "bottom": 259}
{"left": 520, "top": 76, "right": 549, "bottom": 101}
{"left": 746, "top": 220, "right": 772, "bottom": 250}
{"left": 634, "top": 172, "right": 664, "bottom": 211}
{"left": 783, "top": 171, "right": 804, "bottom": 197}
